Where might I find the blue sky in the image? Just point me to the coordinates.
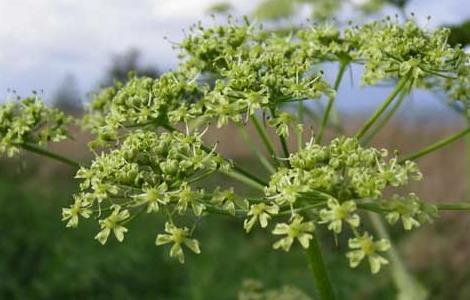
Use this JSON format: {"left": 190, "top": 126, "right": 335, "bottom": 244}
{"left": 0, "top": 0, "right": 468, "bottom": 111}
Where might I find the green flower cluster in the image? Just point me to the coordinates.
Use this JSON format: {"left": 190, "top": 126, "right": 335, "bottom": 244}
{"left": 82, "top": 19, "right": 466, "bottom": 146}
{"left": 82, "top": 20, "right": 335, "bottom": 144}
{"left": 64, "top": 129, "right": 236, "bottom": 263}
{"left": 297, "top": 23, "right": 359, "bottom": 61}
{"left": 55, "top": 19, "right": 457, "bottom": 272}
{"left": 0, "top": 96, "right": 70, "bottom": 157}
{"left": 3, "top": 16, "right": 468, "bottom": 290}
{"left": 180, "top": 20, "right": 334, "bottom": 128}
{"left": 355, "top": 20, "right": 466, "bottom": 84}
{"left": 434, "top": 52, "right": 470, "bottom": 111}
{"left": 83, "top": 72, "right": 203, "bottom": 148}
{"left": 381, "top": 193, "right": 438, "bottom": 230}
{"left": 243, "top": 136, "right": 434, "bottom": 273}
{"left": 298, "top": 19, "right": 469, "bottom": 113}
{"left": 266, "top": 137, "right": 422, "bottom": 202}
{"left": 298, "top": 19, "right": 466, "bottom": 84}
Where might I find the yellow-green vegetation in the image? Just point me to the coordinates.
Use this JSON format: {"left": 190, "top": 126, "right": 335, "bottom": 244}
{"left": 1, "top": 17, "right": 469, "bottom": 300}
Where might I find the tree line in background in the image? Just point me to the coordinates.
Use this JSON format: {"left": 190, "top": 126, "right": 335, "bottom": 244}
{"left": 52, "top": 49, "right": 160, "bottom": 115}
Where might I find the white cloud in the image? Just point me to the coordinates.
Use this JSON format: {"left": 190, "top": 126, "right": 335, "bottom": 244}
{"left": 151, "top": 0, "right": 216, "bottom": 19}
{"left": 0, "top": 0, "right": 188, "bottom": 96}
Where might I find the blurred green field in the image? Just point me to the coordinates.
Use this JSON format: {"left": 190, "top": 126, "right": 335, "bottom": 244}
{"left": 1, "top": 120, "right": 469, "bottom": 300}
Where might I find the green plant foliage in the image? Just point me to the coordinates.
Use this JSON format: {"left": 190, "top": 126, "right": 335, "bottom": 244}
{"left": 260, "top": 136, "right": 433, "bottom": 273}
{"left": 238, "top": 279, "right": 312, "bottom": 300}
{"left": 79, "top": 18, "right": 469, "bottom": 152}
{"left": 0, "top": 96, "right": 70, "bottom": 157}
{"left": 1, "top": 16, "right": 470, "bottom": 300}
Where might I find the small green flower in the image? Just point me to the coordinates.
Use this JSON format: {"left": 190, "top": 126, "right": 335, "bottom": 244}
{"left": 134, "top": 183, "right": 170, "bottom": 213}
{"left": 243, "top": 90, "right": 269, "bottom": 115}
{"left": 95, "top": 205, "right": 130, "bottom": 245}
{"left": 211, "top": 187, "right": 248, "bottom": 215}
{"left": 266, "top": 172, "right": 307, "bottom": 206}
{"left": 319, "top": 199, "right": 360, "bottom": 234}
{"left": 268, "top": 112, "right": 295, "bottom": 137}
{"left": 61, "top": 196, "right": 92, "bottom": 228}
{"left": 272, "top": 215, "right": 315, "bottom": 251}
{"left": 384, "top": 193, "right": 422, "bottom": 230}
{"left": 244, "top": 203, "right": 280, "bottom": 232}
{"left": 156, "top": 222, "right": 201, "bottom": 263}
{"left": 174, "top": 183, "right": 206, "bottom": 216}
{"left": 0, "top": 96, "right": 70, "bottom": 158}
{"left": 75, "top": 167, "right": 95, "bottom": 189}
{"left": 346, "top": 232, "right": 390, "bottom": 274}
{"left": 91, "top": 182, "right": 119, "bottom": 203}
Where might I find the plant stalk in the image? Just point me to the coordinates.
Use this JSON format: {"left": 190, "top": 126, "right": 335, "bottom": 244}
{"left": 238, "top": 126, "right": 276, "bottom": 174}
{"left": 317, "top": 62, "right": 348, "bottom": 144}
{"left": 356, "top": 74, "right": 410, "bottom": 140}
{"left": 362, "top": 89, "right": 407, "bottom": 145}
{"left": 359, "top": 201, "right": 470, "bottom": 212}
{"left": 435, "top": 202, "right": 470, "bottom": 211}
{"left": 269, "top": 108, "right": 290, "bottom": 159}
{"left": 305, "top": 235, "right": 336, "bottom": 300}
{"left": 221, "top": 165, "right": 267, "bottom": 192}
{"left": 368, "top": 212, "right": 428, "bottom": 300}
{"left": 20, "top": 143, "right": 80, "bottom": 168}
{"left": 250, "top": 115, "right": 278, "bottom": 166}
{"left": 400, "top": 127, "right": 470, "bottom": 163}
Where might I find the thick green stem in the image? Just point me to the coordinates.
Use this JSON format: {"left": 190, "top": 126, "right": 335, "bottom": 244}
{"left": 302, "top": 104, "right": 321, "bottom": 125}
{"left": 305, "top": 235, "right": 336, "bottom": 300}
{"left": 362, "top": 90, "right": 407, "bottom": 145}
{"left": 368, "top": 213, "right": 428, "bottom": 300}
{"left": 317, "top": 62, "right": 348, "bottom": 144}
{"left": 238, "top": 126, "right": 276, "bottom": 174}
{"left": 250, "top": 115, "right": 278, "bottom": 166}
{"left": 400, "top": 127, "right": 470, "bottom": 163}
{"left": 435, "top": 103, "right": 470, "bottom": 200}
{"left": 356, "top": 75, "right": 410, "bottom": 140}
{"left": 360, "top": 201, "right": 470, "bottom": 213}
{"left": 20, "top": 143, "right": 80, "bottom": 168}
{"left": 279, "top": 135, "right": 290, "bottom": 159}
{"left": 220, "top": 168, "right": 265, "bottom": 191}
{"left": 269, "top": 108, "right": 290, "bottom": 159}
{"left": 435, "top": 202, "right": 470, "bottom": 211}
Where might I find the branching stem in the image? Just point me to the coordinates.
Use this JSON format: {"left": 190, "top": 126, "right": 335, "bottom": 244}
{"left": 238, "top": 125, "right": 276, "bottom": 174}
{"left": 305, "top": 235, "right": 336, "bottom": 300}
{"left": 362, "top": 89, "right": 408, "bottom": 145}
{"left": 250, "top": 114, "right": 278, "bottom": 166}
{"left": 400, "top": 127, "right": 470, "bottom": 163}
{"left": 356, "top": 74, "right": 411, "bottom": 140}
{"left": 318, "top": 62, "right": 348, "bottom": 144}
{"left": 269, "top": 108, "right": 290, "bottom": 160}
{"left": 19, "top": 143, "right": 80, "bottom": 168}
